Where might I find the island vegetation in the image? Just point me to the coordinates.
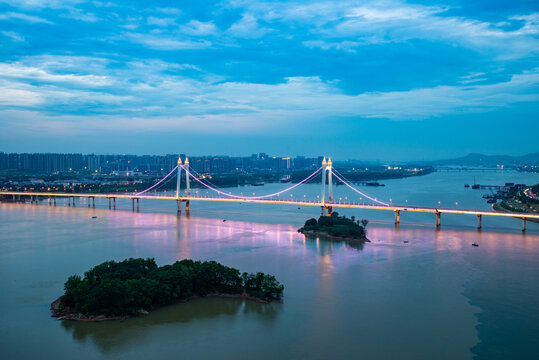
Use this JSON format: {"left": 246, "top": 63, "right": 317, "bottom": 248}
{"left": 298, "top": 212, "right": 369, "bottom": 241}
{"left": 51, "top": 258, "right": 284, "bottom": 321}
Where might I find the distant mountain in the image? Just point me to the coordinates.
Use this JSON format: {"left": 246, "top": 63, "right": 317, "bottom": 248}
{"left": 431, "top": 153, "right": 539, "bottom": 167}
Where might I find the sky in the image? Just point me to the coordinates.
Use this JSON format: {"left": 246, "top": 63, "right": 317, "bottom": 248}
{"left": 0, "top": 0, "right": 538, "bottom": 161}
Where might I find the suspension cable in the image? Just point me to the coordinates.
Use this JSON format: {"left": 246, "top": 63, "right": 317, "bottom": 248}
{"left": 134, "top": 166, "right": 178, "bottom": 195}
{"left": 181, "top": 165, "right": 322, "bottom": 199}
{"left": 330, "top": 168, "right": 390, "bottom": 206}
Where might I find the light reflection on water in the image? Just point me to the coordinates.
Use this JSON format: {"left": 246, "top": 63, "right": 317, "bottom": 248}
{"left": 1, "top": 169, "right": 539, "bottom": 359}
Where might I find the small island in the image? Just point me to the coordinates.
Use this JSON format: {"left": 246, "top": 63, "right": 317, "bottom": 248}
{"left": 298, "top": 212, "right": 369, "bottom": 242}
{"left": 51, "top": 258, "right": 284, "bottom": 322}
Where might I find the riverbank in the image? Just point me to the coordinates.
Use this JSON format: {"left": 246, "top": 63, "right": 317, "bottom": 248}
{"left": 51, "top": 292, "right": 273, "bottom": 322}
{"left": 298, "top": 229, "right": 370, "bottom": 243}
{"left": 493, "top": 201, "right": 539, "bottom": 223}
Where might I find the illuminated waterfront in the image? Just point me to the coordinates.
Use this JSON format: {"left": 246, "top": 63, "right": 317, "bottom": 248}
{"left": 1, "top": 170, "right": 538, "bottom": 359}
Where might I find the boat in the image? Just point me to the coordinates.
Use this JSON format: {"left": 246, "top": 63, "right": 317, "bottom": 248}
{"left": 472, "top": 243, "right": 479, "bottom": 247}
{"left": 92, "top": 216, "right": 97, "bottom": 219}
{"left": 251, "top": 182, "right": 264, "bottom": 187}
{"left": 472, "top": 184, "right": 480, "bottom": 189}
{"left": 464, "top": 184, "right": 470, "bottom": 188}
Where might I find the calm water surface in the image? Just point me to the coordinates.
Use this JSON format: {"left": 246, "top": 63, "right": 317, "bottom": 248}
{"left": 1, "top": 170, "right": 538, "bottom": 359}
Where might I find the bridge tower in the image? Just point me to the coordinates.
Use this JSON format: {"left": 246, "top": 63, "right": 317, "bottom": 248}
{"left": 320, "top": 157, "right": 333, "bottom": 216}
{"left": 176, "top": 156, "right": 182, "bottom": 212}
{"left": 184, "top": 157, "right": 190, "bottom": 211}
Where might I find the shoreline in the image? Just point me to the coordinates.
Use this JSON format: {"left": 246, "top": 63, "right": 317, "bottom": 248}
{"left": 51, "top": 292, "right": 272, "bottom": 322}
{"left": 493, "top": 202, "right": 539, "bottom": 223}
{"left": 298, "top": 229, "right": 370, "bottom": 243}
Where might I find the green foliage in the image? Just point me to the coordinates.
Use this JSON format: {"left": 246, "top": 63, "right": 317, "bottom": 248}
{"left": 60, "top": 258, "right": 284, "bottom": 316}
{"left": 299, "top": 213, "right": 366, "bottom": 239}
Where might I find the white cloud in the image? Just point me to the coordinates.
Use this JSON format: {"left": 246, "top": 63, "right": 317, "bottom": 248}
{"left": 0, "top": 11, "right": 52, "bottom": 23}
{"left": 1, "top": 55, "right": 537, "bottom": 133}
{"left": 181, "top": 20, "right": 217, "bottom": 36}
{"left": 125, "top": 32, "right": 212, "bottom": 50}
{"left": 1, "top": 30, "right": 25, "bottom": 42}
{"left": 226, "top": 1, "right": 539, "bottom": 58}
{"left": 0, "top": 0, "right": 85, "bottom": 9}
{"left": 147, "top": 16, "right": 177, "bottom": 27}
{"left": 0, "top": 63, "right": 112, "bottom": 86}
{"left": 227, "top": 13, "right": 271, "bottom": 38}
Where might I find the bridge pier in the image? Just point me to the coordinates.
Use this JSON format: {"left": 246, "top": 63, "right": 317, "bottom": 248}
{"left": 67, "top": 196, "right": 71, "bottom": 207}
{"left": 185, "top": 200, "right": 190, "bottom": 212}
{"left": 522, "top": 218, "right": 526, "bottom": 232}
{"left": 92, "top": 197, "right": 95, "bottom": 208}
{"left": 88, "top": 197, "right": 91, "bottom": 208}
{"left": 108, "top": 198, "right": 111, "bottom": 209}
{"left": 136, "top": 198, "right": 139, "bottom": 212}
{"left": 177, "top": 199, "right": 181, "bottom": 214}
{"left": 53, "top": 197, "right": 56, "bottom": 206}
{"left": 73, "top": 197, "right": 76, "bottom": 207}
{"left": 132, "top": 198, "right": 135, "bottom": 212}
{"left": 327, "top": 206, "right": 332, "bottom": 216}
{"left": 477, "top": 215, "right": 482, "bottom": 230}
{"left": 113, "top": 197, "right": 116, "bottom": 210}
{"left": 436, "top": 212, "right": 441, "bottom": 228}
{"left": 395, "top": 210, "right": 400, "bottom": 225}
{"left": 48, "top": 197, "right": 51, "bottom": 206}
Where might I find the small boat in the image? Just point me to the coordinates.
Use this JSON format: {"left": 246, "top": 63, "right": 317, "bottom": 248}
{"left": 403, "top": 240, "right": 409, "bottom": 243}
{"left": 464, "top": 184, "right": 470, "bottom": 188}
{"left": 92, "top": 216, "right": 97, "bottom": 219}
{"left": 223, "top": 219, "right": 226, "bottom": 222}
{"left": 472, "top": 184, "right": 480, "bottom": 189}
{"left": 472, "top": 243, "right": 479, "bottom": 247}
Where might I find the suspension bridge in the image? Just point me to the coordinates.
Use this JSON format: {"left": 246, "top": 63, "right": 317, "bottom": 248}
{"left": 1, "top": 157, "right": 538, "bottom": 231}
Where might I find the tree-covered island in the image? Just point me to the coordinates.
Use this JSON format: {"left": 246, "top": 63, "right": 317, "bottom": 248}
{"left": 298, "top": 212, "right": 369, "bottom": 242}
{"left": 51, "top": 258, "right": 284, "bottom": 321}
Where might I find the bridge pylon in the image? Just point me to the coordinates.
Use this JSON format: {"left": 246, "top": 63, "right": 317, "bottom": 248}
{"left": 321, "top": 157, "right": 333, "bottom": 216}
{"left": 176, "top": 156, "right": 191, "bottom": 213}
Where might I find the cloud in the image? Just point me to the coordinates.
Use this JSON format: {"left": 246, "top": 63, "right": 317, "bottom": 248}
{"left": 181, "top": 20, "right": 217, "bottom": 36}
{"left": 1, "top": 55, "right": 537, "bottom": 133}
{"left": 1, "top": 31, "right": 25, "bottom": 42}
{"left": 0, "top": 11, "right": 52, "bottom": 23}
{"left": 125, "top": 32, "right": 212, "bottom": 50}
{"left": 227, "top": 13, "right": 271, "bottom": 38}
{"left": 0, "top": 63, "right": 112, "bottom": 86}
{"left": 147, "top": 16, "right": 177, "bottom": 27}
{"left": 0, "top": 0, "right": 85, "bottom": 9}
{"left": 226, "top": 1, "right": 539, "bottom": 58}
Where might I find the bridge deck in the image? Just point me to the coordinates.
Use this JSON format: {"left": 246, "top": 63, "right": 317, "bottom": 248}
{"left": 2, "top": 191, "right": 539, "bottom": 219}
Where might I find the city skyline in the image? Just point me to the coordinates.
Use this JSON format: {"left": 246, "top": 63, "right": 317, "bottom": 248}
{"left": 0, "top": 1, "right": 538, "bottom": 159}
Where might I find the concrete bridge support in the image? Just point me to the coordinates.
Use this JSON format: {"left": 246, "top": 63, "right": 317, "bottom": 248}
{"left": 395, "top": 210, "right": 400, "bottom": 225}
{"left": 136, "top": 198, "right": 139, "bottom": 212}
{"left": 477, "top": 215, "right": 482, "bottom": 230}
{"left": 92, "top": 197, "right": 95, "bottom": 208}
{"left": 436, "top": 212, "right": 441, "bottom": 228}
{"left": 53, "top": 197, "right": 56, "bottom": 206}
{"left": 108, "top": 198, "right": 111, "bottom": 209}
{"left": 522, "top": 218, "right": 526, "bottom": 232}
{"left": 113, "top": 197, "right": 116, "bottom": 210}
{"left": 88, "top": 197, "right": 91, "bottom": 208}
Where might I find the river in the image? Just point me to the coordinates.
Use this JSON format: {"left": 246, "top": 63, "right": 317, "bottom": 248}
{"left": 1, "top": 170, "right": 538, "bottom": 359}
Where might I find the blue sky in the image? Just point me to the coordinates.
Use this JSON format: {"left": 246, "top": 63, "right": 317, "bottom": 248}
{"left": 0, "top": 0, "right": 537, "bottom": 160}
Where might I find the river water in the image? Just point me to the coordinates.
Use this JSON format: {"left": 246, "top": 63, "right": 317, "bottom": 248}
{"left": 1, "top": 170, "right": 538, "bottom": 359}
